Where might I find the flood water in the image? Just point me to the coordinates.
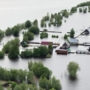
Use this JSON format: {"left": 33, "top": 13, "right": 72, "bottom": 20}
{"left": 0, "top": 0, "right": 90, "bottom": 90}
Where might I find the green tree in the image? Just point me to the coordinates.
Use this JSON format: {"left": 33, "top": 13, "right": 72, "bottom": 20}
{"left": 12, "top": 25, "right": 20, "bottom": 37}
{"left": 5, "top": 27, "right": 12, "bottom": 36}
{"left": 25, "top": 20, "right": 32, "bottom": 28}
{"left": 67, "top": 61, "right": 79, "bottom": 79}
{"left": 20, "top": 50, "right": 33, "bottom": 58}
{"left": 70, "top": 28, "right": 75, "bottom": 38}
{"left": 40, "top": 32, "right": 48, "bottom": 39}
{"left": 29, "top": 26, "right": 39, "bottom": 35}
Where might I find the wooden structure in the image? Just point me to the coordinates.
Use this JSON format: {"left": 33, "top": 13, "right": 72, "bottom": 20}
{"left": 55, "top": 49, "right": 68, "bottom": 55}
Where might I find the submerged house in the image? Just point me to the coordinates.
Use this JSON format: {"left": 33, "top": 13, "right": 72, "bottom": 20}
{"left": 60, "top": 42, "right": 70, "bottom": 49}
{"left": 68, "top": 38, "right": 79, "bottom": 45}
{"left": 82, "top": 27, "right": 90, "bottom": 35}
{"left": 55, "top": 42, "right": 70, "bottom": 55}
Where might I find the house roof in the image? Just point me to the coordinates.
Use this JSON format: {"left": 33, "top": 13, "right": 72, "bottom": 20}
{"left": 68, "top": 38, "right": 79, "bottom": 43}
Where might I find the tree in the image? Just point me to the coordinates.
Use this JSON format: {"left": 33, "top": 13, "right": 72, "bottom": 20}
{"left": 25, "top": 20, "right": 32, "bottom": 28}
{"left": 20, "top": 50, "right": 33, "bottom": 58}
{"left": 39, "top": 46, "right": 49, "bottom": 58}
{"left": 5, "top": 27, "right": 12, "bottom": 36}
{"left": 64, "top": 34, "right": 68, "bottom": 40}
{"left": 27, "top": 71, "right": 35, "bottom": 84}
{"left": 51, "top": 77, "right": 61, "bottom": 90}
{"left": 29, "top": 26, "right": 39, "bottom": 35}
{"left": 12, "top": 25, "right": 20, "bottom": 37}
{"left": 23, "top": 32, "right": 34, "bottom": 41}
{"left": 39, "top": 77, "right": 51, "bottom": 90}
{"left": 70, "top": 28, "right": 75, "bottom": 38}
{"left": 8, "top": 39, "right": 19, "bottom": 60}
{"left": 67, "top": 62, "right": 79, "bottom": 79}
{"left": 48, "top": 44, "right": 53, "bottom": 55}
{"left": 33, "top": 19, "right": 38, "bottom": 27}
{"left": 28, "top": 62, "right": 51, "bottom": 79}
{"left": 40, "top": 32, "right": 48, "bottom": 39}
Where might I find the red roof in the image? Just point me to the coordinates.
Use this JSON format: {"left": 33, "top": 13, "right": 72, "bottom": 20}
{"left": 41, "top": 41, "right": 53, "bottom": 45}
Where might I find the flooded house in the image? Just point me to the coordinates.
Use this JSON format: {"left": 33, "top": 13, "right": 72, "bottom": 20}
{"left": 68, "top": 38, "right": 79, "bottom": 45}
{"left": 60, "top": 42, "right": 70, "bottom": 49}
{"left": 55, "top": 42, "right": 70, "bottom": 55}
{"left": 82, "top": 27, "right": 90, "bottom": 35}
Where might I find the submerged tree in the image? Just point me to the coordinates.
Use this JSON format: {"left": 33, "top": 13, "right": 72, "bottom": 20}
{"left": 67, "top": 61, "right": 79, "bottom": 80}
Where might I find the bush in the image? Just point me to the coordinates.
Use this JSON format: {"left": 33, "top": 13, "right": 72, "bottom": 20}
{"left": 67, "top": 62, "right": 79, "bottom": 79}
{"left": 20, "top": 50, "right": 33, "bottom": 58}
{"left": 40, "top": 32, "right": 48, "bottom": 39}
{"left": 25, "top": 20, "right": 32, "bottom": 28}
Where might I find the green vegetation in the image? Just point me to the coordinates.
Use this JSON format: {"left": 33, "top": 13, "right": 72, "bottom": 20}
{"left": 28, "top": 62, "right": 51, "bottom": 79}
{"left": 5, "top": 27, "right": 12, "bottom": 36}
{"left": 39, "top": 77, "right": 61, "bottom": 90}
{"left": 61, "top": 9, "right": 69, "bottom": 18}
{"left": 64, "top": 34, "right": 68, "bottom": 40}
{"left": 83, "top": 8, "right": 87, "bottom": 13}
{"left": 33, "top": 19, "right": 38, "bottom": 27}
{"left": 70, "top": 7, "right": 77, "bottom": 14}
{"left": 0, "top": 51, "right": 4, "bottom": 59}
{"left": 25, "top": 20, "right": 32, "bottom": 28}
{"left": 79, "top": 8, "right": 83, "bottom": 13}
{"left": 29, "top": 26, "right": 40, "bottom": 35}
{"left": 33, "top": 46, "right": 49, "bottom": 58}
{"left": 67, "top": 62, "right": 79, "bottom": 80}
{"left": 3, "top": 38, "right": 19, "bottom": 60}
{"left": 70, "top": 28, "right": 75, "bottom": 38}
{"left": 52, "top": 35, "right": 59, "bottom": 38}
{"left": 40, "top": 32, "right": 48, "bottom": 39}
{"left": 20, "top": 49, "right": 33, "bottom": 59}
{"left": 12, "top": 25, "right": 20, "bottom": 37}
{"left": 23, "top": 31, "right": 34, "bottom": 42}
{"left": 0, "top": 30, "right": 4, "bottom": 41}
